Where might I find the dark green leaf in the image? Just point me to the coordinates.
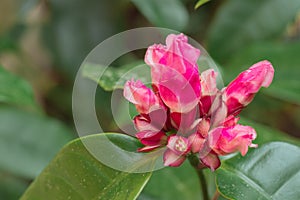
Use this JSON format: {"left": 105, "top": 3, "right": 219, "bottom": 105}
{"left": 21, "top": 133, "right": 151, "bottom": 200}
{"left": 131, "top": 0, "right": 189, "bottom": 31}
{"left": 0, "top": 66, "right": 36, "bottom": 109}
{"left": 43, "top": 0, "right": 124, "bottom": 78}
{"left": 141, "top": 162, "right": 202, "bottom": 199}
{"left": 195, "top": 0, "right": 211, "bottom": 9}
{"left": 141, "top": 161, "right": 217, "bottom": 200}
{"left": 0, "top": 107, "right": 73, "bottom": 179}
{"left": 216, "top": 142, "right": 300, "bottom": 199}
{"left": 0, "top": 172, "right": 28, "bottom": 200}
{"left": 207, "top": 0, "right": 300, "bottom": 62}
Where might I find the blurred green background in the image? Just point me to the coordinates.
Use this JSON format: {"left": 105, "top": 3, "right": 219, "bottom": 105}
{"left": 0, "top": 0, "right": 300, "bottom": 199}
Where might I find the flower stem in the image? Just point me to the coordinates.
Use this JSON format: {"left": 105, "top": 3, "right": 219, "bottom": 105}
{"left": 212, "top": 190, "right": 220, "bottom": 200}
{"left": 195, "top": 168, "right": 209, "bottom": 200}
{"left": 188, "top": 156, "right": 209, "bottom": 200}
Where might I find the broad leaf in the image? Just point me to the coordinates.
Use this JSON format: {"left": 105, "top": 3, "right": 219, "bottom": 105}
{"left": 0, "top": 66, "right": 36, "bottom": 109}
{"left": 131, "top": 0, "right": 188, "bottom": 31}
{"left": 140, "top": 162, "right": 203, "bottom": 199}
{"left": 0, "top": 107, "right": 73, "bottom": 179}
{"left": 21, "top": 133, "right": 151, "bottom": 200}
{"left": 207, "top": 0, "right": 300, "bottom": 62}
{"left": 82, "top": 61, "right": 150, "bottom": 91}
{"left": 216, "top": 142, "right": 300, "bottom": 199}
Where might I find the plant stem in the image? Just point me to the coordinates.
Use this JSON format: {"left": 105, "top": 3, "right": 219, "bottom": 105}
{"left": 188, "top": 156, "right": 209, "bottom": 200}
{"left": 212, "top": 190, "right": 220, "bottom": 200}
{"left": 195, "top": 167, "right": 209, "bottom": 200}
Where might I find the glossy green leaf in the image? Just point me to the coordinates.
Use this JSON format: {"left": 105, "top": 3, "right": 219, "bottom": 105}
{"left": 195, "top": 0, "right": 211, "bottom": 9}
{"left": 131, "top": 0, "right": 189, "bottom": 31}
{"left": 141, "top": 162, "right": 202, "bottom": 199}
{"left": 21, "top": 133, "right": 151, "bottom": 200}
{"left": 216, "top": 142, "right": 300, "bottom": 200}
{"left": 207, "top": 0, "right": 300, "bottom": 62}
{"left": 224, "top": 41, "right": 300, "bottom": 105}
{"left": 82, "top": 61, "right": 150, "bottom": 91}
{"left": 0, "top": 66, "right": 36, "bottom": 108}
{"left": 140, "top": 161, "right": 218, "bottom": 200}
{"left": 0, "top": 107, "right": 73, "bottom": 179}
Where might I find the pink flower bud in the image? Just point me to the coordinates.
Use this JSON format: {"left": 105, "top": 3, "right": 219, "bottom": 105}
{"left": 200, "top": 151, "right": 221, "bottom": 171}
{"left": 136, "top": 130, "right": 167, "bottom": 147}
{"left": 124, "top": 79, "right": 165, "bottom": 114}
{"left": 145, "top": 34, "right": 201, "bottom": 113}
{"left": 223, "top": 60, "right": 274, "bottom": 115}
{"left": 209, "top": 125, "right": 257, "bottom": 156}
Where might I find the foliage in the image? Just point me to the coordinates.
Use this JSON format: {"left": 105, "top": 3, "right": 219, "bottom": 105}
{"left": 0, "top": 0, "right": 300, "bottom": 199}
{"left": 216, "top": 142, "right": 300, "bottom": 200}
{"left": 21, "top": 133, "right": 151, "bottom": 200}
{"left": 195, "top": 0, "right": 211, "bottom": 9}
{"left": 0, "top": 67, "right": 36, "bottom": 109}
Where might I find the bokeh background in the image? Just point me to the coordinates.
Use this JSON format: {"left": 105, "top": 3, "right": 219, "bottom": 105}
{"left": 0, "top": 0, "right": 300, "bottom": 199}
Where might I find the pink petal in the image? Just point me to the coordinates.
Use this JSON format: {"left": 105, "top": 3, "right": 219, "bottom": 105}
{"left": 134, "top": 115, "right": 156, "bottom": 132}
{"left": 222, "top": 115, "right": 240, "bottom": 127}
{"left": 199, "top": 95, "right": 217, "bottom": 116}
{"left": 209, "top": 125, "right": 257, "bottom": 156}
{"left": 209, "top": 94, "right": 228, "bottom": 128}
{"left": 133, "top": 109, "right": 168, "bottom": 132}
{"left": 188, "top": 132, "right": 205, "bottom": 153}
{"left": 136, "top": 130, "right": 167, "bottom": 146}
{"left": 200, "top": 69, "right": 218, "bottom": 97}
{"left": 145, "top": 34, "right": 201, "bottom": 113}
{"left": 138, "top": 144, "right": 162, "bottom": 152}
{"left": 163, "top": 149, "right": 186, "bottom": 167}
{"left": 197, "top": 118, "right": 210, "bottom": 138}
{"left": 170, "top": 106, "right": 200, "bottom": 134}
{"left": 166, "top": 34, "right": 200, "bottom": 68}
{"left": 123, "top": 79, "right": 165, "bottom": 114}
{"left": 199, "top": 69, "right": 219, "bottom": 115}
{"left": 223, "top": 60, "right": 274, "bottom": 115}
{"left": 200, "top": 151, "right": 221, "bottom": 171}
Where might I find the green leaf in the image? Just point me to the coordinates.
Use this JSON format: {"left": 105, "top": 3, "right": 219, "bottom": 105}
{"left": 131, "top": 0, "right": 189, "bottom": 31}
{"left": 82, "top": 61, "right": 150, "bottom": 91}
{"left": 140, "top": 161, "right": 217, "bottom": 200}
{"left": 216, "top": 142, "right": 300, "bottom": 200}
{"left": 207, "top": 0, "right": 300, "bottom": 62}
{"left": 224, "top": 41, "right": 300, "bottom": 105}
{"left": 0, "top": 107, "right": 73, "bottom": 179}
{"left": 141, "top": 162, "right": 202, "bottom": 199}
{"left": 21, "top": 133, "right": 151, "bottom": 200}
{"left": 195, "top": 0, "right": 211, "bottom": 9}
{"left": 0, "top": 172, "right": 28, "bottom": 200}
{"left": 0, "top": 66, "right": 36, "bottom": 109}
{"left": 43, "top": 0, "right": 126, "bottom": 78}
